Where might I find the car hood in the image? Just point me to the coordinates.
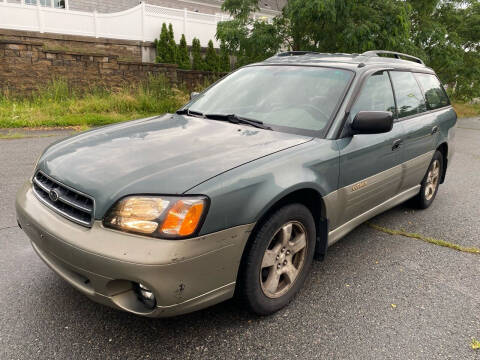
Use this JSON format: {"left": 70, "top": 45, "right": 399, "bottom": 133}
{"left": 37, "top": 114, "right": 312, "bottom": 218}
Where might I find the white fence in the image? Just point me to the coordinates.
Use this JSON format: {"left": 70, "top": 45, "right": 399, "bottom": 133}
{"left": 0, "top": 1, "right": 236, "bottom": 46}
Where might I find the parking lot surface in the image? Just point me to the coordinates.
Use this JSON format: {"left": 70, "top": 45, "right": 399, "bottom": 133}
{"left": 1, "top": 119, "right": 479, "bottom": 359}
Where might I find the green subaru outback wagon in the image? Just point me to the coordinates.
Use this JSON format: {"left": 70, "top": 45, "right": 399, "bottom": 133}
{"left": 16, "top": 50, "right": 456, "bottom": 317}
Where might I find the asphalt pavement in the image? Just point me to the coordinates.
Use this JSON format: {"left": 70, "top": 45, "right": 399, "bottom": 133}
{"left": 0, "top": 119, "right": 479, "bottom": 360}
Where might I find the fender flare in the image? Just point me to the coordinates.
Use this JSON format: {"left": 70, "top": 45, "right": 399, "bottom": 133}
{"left": 252, "top": 182, "right": 330, "bottom": 261}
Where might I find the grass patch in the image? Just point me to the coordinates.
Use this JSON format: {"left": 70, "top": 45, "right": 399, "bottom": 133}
{"left": 0, "top": 132, "right": 28, "bottom": 140}
{"left": 472, "top": 338, "right": 480, "bottom": 350}
{"left": 452, "top": 102, "right": 480, "bottom": 118}
{"left": 0, "top": 132, "right": 63, "bottom": 140}
{"left": 1, "top": 80, "right": 477, "bottom": 129}
{"left": 367, "top": 223, "right": 480, "bottom": 255}
{"left": 0, "top": 77, "right": 189, "bottom": 128}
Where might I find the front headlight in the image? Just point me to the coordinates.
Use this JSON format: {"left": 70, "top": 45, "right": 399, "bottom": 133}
{"left": 103, "top": 195, "right": 208, "bottom": 238}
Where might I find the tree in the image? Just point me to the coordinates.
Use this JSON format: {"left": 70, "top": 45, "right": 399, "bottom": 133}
{"left": 216, "top": 7, "right": 282, "bottom": 67}
{"left": 204, "top": 40, "right": 220, "bottom": 72}
{"left": 155, "top": 23, "right": 177, "bottom": 64}
{"left": 191, "top": 37, "right": 205, "bottom": 70}
{"left": 222, "top": 0, "right": 260, "bottom": 20}
{"left": 217, "top": 0, "right": 480, "bottom": 100}
{"left": 168, "top": 23, "right": 175, "bottom": 41}
{"left": 218, "top": 0, "right": 412, "bottom": 60}
{"left": 155, "top": 23, "right": 170, "bottom": 63}
{"left": 219, "top": 40, "right": 231, "bottom": 72}
{"left": 407, "top": 0, "right": 480, "bottom": 100}
{"left": 177, "top": 34, "right": 191, "bottom": 69}
{"left": 279, "top": 0, "right": 412, "bottom": 53}
{"left": 166, "top": 23, "right": 178, "bottom": 64}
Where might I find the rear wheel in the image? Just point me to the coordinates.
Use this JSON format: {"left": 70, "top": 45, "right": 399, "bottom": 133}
{"left": 238, "top": 204, "right": 316, "bottom": 315}
{"left": 414, "top": 150, "right": 443, "bottom": 209}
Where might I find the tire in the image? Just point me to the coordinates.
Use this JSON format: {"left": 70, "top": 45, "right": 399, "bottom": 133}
{"left": 237, "top": 203, "right": 316, "bottom": 315}
{"left": 413, "top": 150, "right": 443, "bottom": 209}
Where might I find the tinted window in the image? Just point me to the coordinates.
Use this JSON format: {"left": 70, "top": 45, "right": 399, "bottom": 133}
{"left": 189, "top": 66, "right": 353, "bottom": 133}
{"left": 351, "top": 71, "right": 396, "bottom": 119}
{"left": 415, "top": 73, "right": 450, "bottom": 110}
{"left": 390, "top": 71, "right": 427, "bottom": 118}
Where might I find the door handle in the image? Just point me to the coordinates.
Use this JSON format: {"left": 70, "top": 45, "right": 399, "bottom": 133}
{"left": 431, "top": 126, "right": 439, "bottom": 135}
{"left": 392, "top": 139, "right": 403, "bottom": 151}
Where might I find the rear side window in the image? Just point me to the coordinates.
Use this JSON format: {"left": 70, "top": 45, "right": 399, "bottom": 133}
{"left": 351, "top": 71, "right": 396, "bottom": 119}
{"left": 390, "top": 71, "right": 427, "bottom": 118}
{"left": 415, "top": 73, "right": 450, "bottom": 110}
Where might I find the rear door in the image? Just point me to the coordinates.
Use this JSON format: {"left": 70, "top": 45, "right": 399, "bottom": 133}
{"left": 334, "top": 70, "right": 404, "bottom": 228}
{"left": 389, "top": 71, "right": 436, "bottom": 191}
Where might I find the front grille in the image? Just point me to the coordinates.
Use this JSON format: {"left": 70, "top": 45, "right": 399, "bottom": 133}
{"left": 32, "top": 171, "right": 95, "bottom": 227}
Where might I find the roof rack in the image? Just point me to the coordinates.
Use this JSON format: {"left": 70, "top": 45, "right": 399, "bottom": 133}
{"left": 276, "top": 51, "right": 319, "bottom": 57}
{"left": 276, "top": 51, "right": 359, "bottom": 58}
{"left": 271, "top": 50, "right": 425, "bottom": 66}
{"left": 361, "top": 50, "right": 424, "bottom": 65}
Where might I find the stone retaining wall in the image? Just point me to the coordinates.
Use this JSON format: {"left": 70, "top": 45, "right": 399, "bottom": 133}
{"left": 0, "top": 37, "right": 225, "bottom": 95}
{"left": 0, "top": 28, "right": 146, "bottom": 62}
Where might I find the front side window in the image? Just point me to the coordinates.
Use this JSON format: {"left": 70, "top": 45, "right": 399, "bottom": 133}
{"left": 188, "top": 66, "right": 354, "bottom": 134}
{"left": 415, "top": 73, "right": 450, "bottom": 110}
{"left": 350, "top": 71, "right": 396, "bottom": 120}
{"left": 390, "top": 71, "right": 427, "bottom": 118}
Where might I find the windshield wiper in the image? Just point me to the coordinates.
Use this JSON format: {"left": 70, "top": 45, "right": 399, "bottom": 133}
{"left": 204, "top": 113, "right": 272, "bottom": 130}
{"left": 176, "top": 108, "right": 205, "bottom": 118}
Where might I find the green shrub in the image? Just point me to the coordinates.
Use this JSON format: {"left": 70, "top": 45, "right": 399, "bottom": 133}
{"left": 156, "top": 23, "right": 176, "bottom": 64}
{"left": 204, "top": 40, "right": 220, "bottom": 72}
{"left": 191, "top": 37, "right": 205, "bottom": 71}
{"left": 167, "top": 23, "right": 178, "bottom": 64}
{"left": 156, "top": 24, "right": 231, "bottom": 71}
{"left": 177, "top": 34, "right": 191, "bottom": 70}
{"left": 155, "top": 23, "right": 169, "bottom": 63}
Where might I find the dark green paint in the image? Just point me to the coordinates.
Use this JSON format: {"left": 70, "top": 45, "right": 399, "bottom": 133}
{"left": 35, "top": 55, "right": 456, "bottom": 236}
{"left": 37, "top": 114, "right": 312, "bottom": 220}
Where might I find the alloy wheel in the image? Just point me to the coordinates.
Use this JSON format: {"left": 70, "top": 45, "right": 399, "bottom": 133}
{"left": 260, "top": 221, "right": 307, "bottom": 298}
{"left": 425, "top": 159, "right": 440, "bottom": 201}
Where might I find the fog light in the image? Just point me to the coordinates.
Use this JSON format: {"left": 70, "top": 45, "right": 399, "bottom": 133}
{"left": 134, "top": 283, "right": 156, "bottom": 309}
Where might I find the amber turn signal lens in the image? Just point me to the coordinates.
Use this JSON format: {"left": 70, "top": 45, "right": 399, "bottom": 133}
{"left": 160, "top": 199, "right": 205, "bottom": 236}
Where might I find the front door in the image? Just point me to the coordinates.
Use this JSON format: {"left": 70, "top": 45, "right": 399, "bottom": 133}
{"left": 333, "top": 70, "right": 404, "bottom": 229}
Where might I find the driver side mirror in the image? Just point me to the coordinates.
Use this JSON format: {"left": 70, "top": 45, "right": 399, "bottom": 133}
{"left": 190, "top": 92, "right": 200, "bottom": 101}
{"left": 351, "top": 111, "right": 394, "bottom": 135}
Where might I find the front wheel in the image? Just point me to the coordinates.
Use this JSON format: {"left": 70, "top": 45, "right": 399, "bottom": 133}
{"left": 414, "top": 150, "right": 443, "bottom": 209}
{"left": 237, "top": 204, "right": 316, "bottom": 315}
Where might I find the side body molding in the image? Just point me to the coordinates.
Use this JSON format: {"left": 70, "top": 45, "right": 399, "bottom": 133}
{"left": 323, "top": 151, "right": 434, "bottom": 246}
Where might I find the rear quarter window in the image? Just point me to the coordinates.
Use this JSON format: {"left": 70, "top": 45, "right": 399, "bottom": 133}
{"left": 390, "top": 71, "right": 427, "bottom": 118}
{"left": 415, "top": 73, "right": 450, "bottom": 110}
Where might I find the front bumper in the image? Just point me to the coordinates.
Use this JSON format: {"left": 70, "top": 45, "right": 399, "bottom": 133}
{"left": 16, "top": 181, "right": 254, "bottom": 317}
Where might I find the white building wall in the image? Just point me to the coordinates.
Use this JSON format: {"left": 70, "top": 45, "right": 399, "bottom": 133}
{"left": 0, "top": 0, "right": 276, "bottom": 47}
{"left": 69, "top": 0, "right": 138, "bottom": 13}
{"left": 69, "top": 0, "right": 282, "bottom": 15}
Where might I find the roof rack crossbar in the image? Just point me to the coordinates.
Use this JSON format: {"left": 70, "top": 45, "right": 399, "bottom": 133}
{"left": 361, "top": 50, "right": 424, "bottom": 65}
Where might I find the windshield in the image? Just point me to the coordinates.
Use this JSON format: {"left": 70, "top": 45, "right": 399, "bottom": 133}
{"left": 188, "top": 65, "right": 353, "bottom": 134}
